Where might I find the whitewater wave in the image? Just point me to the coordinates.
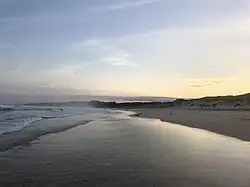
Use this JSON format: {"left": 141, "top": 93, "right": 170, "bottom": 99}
{"left": 0, "top": 104, "right": 86, "bottom": 135}
{"left": 0, "top": 104, "right": 66, "bottom": 112}
{"left": 0, "top": 105, "right": 15, "bottom": 112}
{"left": 0, "top": 116, "right": 43, "bottom": 136}
{"left": 0, "top": 112, "right": 86, "bottom": 136}
{"left": 0, "top": 119, "right": 91, "bottom": 152}
{"left": 41, "top": 113, "right": 84, "bottom": 119}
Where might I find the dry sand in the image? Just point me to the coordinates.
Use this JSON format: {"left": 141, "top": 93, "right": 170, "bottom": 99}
{"left": 131, "top": 108, "right": 250, "bottom": 141}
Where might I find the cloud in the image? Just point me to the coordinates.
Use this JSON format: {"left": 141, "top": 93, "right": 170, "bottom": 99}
{"left": 7, "top": 63, "right": 28, "bottom": 73}
{"left": 104, "top": 55, "right": 137, "bottom": 67}
{"left": 105, "top": 0, "right": 162, "bottom": 10}
{"left": 189, "top": 84, "right": 205, "bottom": 88}
{"left": 41, "top": 64, "right": 91, "bottom": 88}
{"left": 182, "top": 76, "right": 247, "bottom": 91}
{"left": 45, "top": 64, "right": 86, "bottom": 77}
{"left": 0, "top": 63, "right": 92, "bottom": 94}
{"left": 77, "top": 39, "right": 138, "bottom": 68}
{"left": 188, "top": 80, "right": 225, "bottom": 88}
{"left": 1, "top": 0, "right": 250, "bottom": 97}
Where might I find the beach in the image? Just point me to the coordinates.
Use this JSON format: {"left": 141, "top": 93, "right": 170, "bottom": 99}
{"left": 1, "top": 110, "right": 250, "bottom": 187}
{"left": 130, "top": 108, "right": 250, "bottom": 141}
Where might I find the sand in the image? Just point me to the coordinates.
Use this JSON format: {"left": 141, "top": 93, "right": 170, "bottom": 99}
{"left": 1, "top": 115, "right": 250, "bottom": 187}
{"left": 130, "top": 108, "right": 250, "bottom": 141}
{"left": 0, "top": 119, "right": 91, "bottom": 152}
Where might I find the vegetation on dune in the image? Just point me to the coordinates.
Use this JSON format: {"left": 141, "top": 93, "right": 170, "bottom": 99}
{"left": 88, "top": 101, "right": 175, "bottom": 108}
{"left": 89, "top": 93, "right": 250, "bottom": 109}
{"left": 24, "top": 93, "right": 250, "bottom": 109}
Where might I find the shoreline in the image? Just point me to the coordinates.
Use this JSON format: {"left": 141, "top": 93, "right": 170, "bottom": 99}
{"left": 0, "top": 120, "right": 91, "bottom": 152}
{"left": 129, "top": 108, "right": 250, "bottom": 142}
{"left": 1, "top": 112, "right": 250, "bottom": 187}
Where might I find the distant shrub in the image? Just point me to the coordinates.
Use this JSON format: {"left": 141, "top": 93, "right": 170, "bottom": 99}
{"left": 200, "top": 104, "right": 205, "bottom": 108}
{"left": 174, "top": 99, "right": 186, "bottom": 106}
{"left": 212, "top": 103, "right": 218, "bottom": 108}
{"left": 190, "top": 104, "right": 194, "bottom": 107}
{"left": 234, "top": 103, "right": 241, "bottom": 108}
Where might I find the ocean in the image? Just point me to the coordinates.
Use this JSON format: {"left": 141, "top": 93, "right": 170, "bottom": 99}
{"left": 0, "top": 104, "right": 88, "bottom": 135}
{"left": 0, "top": 104, "right": 250, "bottom": 186}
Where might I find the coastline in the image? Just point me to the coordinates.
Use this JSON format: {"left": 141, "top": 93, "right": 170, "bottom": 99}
{"left": 1, "top": 112, "right": 250, "bottom": 187}
{"left": 0, "top": 119, "right": 91, "bottom": 152}
{"left": 129, "top": 108, "right": 250, "bottom": 142}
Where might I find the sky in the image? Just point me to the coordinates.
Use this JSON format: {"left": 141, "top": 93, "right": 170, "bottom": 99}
{"left": 1, "top": 0, "right": 250, "bottom": 98}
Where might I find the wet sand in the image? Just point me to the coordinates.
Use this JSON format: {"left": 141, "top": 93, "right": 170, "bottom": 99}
{"left": 1, "top": 115, "right": 250, "bottom": 187}
{"left": 130, "top": 108, "right": 250, "bottom": 141}
{"left": 0, "top": 118, "right": 91, "bottom": 152}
